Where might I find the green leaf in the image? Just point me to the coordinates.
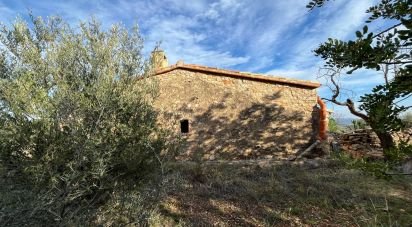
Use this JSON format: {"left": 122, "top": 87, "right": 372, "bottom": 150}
{"left": 356, "top": 31, "right": 362, "bottom": 38}
{"left": 363, "top": 25, "right": 368, "bottom": 34}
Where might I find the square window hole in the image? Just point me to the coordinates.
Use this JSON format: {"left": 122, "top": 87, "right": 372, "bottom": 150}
{"left": 180, "top": 119, "right": 189, "bottom": 133}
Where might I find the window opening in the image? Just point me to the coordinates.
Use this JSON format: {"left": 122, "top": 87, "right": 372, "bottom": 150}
{"left": 180, "top": 119, "right": 189, "bottom": 133}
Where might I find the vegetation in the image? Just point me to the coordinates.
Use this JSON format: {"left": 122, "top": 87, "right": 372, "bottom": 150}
{"left": 328, "top": 117, "right": 340, "bottom": 133}
{"left": 308, "top": 0, "right": 412, "bottom": 152}
{"left": 1, "top": 6, "right": 411, "bottom": 226}
{"left": 4, "top": 159, "right": 409, "bottom": 226}
{"left": 0, "top": 16, "right": 172, "bottom": 225}
{"left": 101, "top": 161, "right": 412, "bottom": 225}
{"left": 349, "top": 119, "right": 368, "bottom": 131}
{"left": 401, "top": 111, "right": 412, "bottom": 126}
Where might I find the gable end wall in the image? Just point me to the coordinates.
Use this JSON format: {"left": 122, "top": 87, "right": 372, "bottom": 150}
{"left": 152, "top": 69, "right": 319, "bottom": 160}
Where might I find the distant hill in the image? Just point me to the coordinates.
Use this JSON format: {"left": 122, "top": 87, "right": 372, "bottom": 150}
{"left": 335, "top": 118, "right": 358, "bottom": 126}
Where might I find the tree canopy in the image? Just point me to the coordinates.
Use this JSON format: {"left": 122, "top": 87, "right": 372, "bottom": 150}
{"left": 308, "top": 0, "right": 412, "bottom": 150}
{"left": 0, "top": 15, "right": 169, "bottom": 225}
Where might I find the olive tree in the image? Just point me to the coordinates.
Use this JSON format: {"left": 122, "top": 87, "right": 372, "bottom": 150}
{"left": 0, "top": 15, "right": 169, "bottom": 225}
{"left": 308, "top": 0, "right": 412, "bottom": 151}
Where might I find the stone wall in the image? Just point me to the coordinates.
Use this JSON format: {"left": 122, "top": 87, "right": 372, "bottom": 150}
{"left": 151, "top": 69, "right": 319, "bottom": 160}
{"left": 336, "top": 128, "right": 412, "bottom": 160}
{"left": 337, "top": 129, "right": 383, "bottom": 160}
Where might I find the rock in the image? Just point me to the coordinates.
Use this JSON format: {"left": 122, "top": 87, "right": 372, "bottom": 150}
{"left": 264, "top": 155, "right": 273, "bottom": 159}
{"left": 331, "top": 141, "right": 340, "bottom": 152}
{"left": 305, "top": 159, "right": 320, "bottom": 169}
{"left": 351, "top": 144, "right": 363, "bottom": 150}
{"left": 258, "top": 160, "right": 271, "bottom": 168}
{"left": 287, "top": 155, "right": 297, "bottom": 161}
{"left": 402, "top": 158, "right": 412, "bottom": 174}
{"left": 364, "top": 151, "right": 384, "bottom": 161}
{"left": 244, "top": 148, "right": 252, "bottom": 156}
{"left": 336, "top": 129, "right": 385, "bottom": 159}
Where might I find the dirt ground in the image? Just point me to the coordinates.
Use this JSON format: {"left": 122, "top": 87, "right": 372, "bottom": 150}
{"left": 144, "top": 160, "right": 412, "bottom": 226}
{"left": 4, "top": 158, "right": 411, "bottom": 226}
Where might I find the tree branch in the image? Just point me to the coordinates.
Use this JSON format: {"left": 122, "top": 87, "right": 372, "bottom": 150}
{"left": 372, "top": 23, "right": 403, "bottom": 39}
{"left": 322, "top": 97, "right": 369, "bottom": 120}
{"left": 382, "top": 64, "right": 389, "bottom": 86}
{"left": 380, "top": 60, "right": 412, "bottom": 65}
{"left": 320, "top": 67, "right": 370, "bottom": 121}
{"left": 395, "top": 94, "right": 412, "bottom": 104}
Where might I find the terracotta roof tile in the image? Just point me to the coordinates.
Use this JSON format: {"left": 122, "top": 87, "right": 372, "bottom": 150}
{"left": 154, "top": 63, "right": 321, "bottom": 89}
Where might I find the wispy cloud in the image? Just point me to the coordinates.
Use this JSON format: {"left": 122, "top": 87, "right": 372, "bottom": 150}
{"left": 0, "top": 0, "right": 395, "bottom": 117}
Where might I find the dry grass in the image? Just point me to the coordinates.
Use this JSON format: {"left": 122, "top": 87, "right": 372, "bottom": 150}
{"left": 2, "top": 160, "right": 411, "bottom": 226}
{"left": 147, "top": 160, "right": 412, "bottom": 226}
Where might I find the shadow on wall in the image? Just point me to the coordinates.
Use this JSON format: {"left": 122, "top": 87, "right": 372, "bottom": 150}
{"left": 160, "top": 91, "right": 318, "bottom": 161}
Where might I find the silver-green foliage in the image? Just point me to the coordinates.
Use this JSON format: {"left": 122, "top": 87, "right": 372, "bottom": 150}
{"left": 402, "top": 111, "right": 412, "bottom": 127}
{"left": 0, "top": 15, "right": 166, "bottom": 225}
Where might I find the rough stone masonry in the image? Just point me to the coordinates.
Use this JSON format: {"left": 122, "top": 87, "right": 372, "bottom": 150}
{"left": 149, "top": 50, "right": 321, "bottom": 161}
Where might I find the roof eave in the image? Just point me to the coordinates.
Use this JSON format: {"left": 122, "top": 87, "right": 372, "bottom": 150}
{"left": 154, "top": 64, "right": 321, "bottom": 89}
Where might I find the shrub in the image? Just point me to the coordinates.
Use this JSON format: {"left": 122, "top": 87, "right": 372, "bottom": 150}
{"left": 401, "top": 112, "right": 412, "bottom": 127}
{"left": 0, "top": 16, "right": 169, "bottom": 225}
{"left": 348, "top": 119, "right": 368, "bottom": 131}
{"left": 335, "top": 142, "right": 412, "bottom": 179}
{"left": 328, "top": 117, "right": 339, "bottom": 133}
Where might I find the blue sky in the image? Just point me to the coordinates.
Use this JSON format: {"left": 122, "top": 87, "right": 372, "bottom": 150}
{"left": 0, "top": 0, "right": 409, "bottom": 120}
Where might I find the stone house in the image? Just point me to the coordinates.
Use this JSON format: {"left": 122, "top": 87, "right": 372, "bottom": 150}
{"left": 150, "top": 50, "right": 321, "bottom": 160}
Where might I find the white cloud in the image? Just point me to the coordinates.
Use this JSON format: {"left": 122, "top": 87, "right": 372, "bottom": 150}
{"left": 132, "top": 0, "right": 253, "bottom": 67}
{"left": 0, "top": 0, "right": 392, "bottom": 118}
{"left": 0, "top": 4, "right": 14, "bottom": 20}
{"left": 275, "top": 0, "right": 373, "bottom": 70}
{"left": 341, "top": 73, "right": 384, "bottom": 86}
{"left": 256, "top": 0, "right": 379, "bottom": 118}
{"left": 203, "top": 0, "right": 243, "bottom": 22}
{"left": 265, "top": 68, "right": 310, "bottom": 79}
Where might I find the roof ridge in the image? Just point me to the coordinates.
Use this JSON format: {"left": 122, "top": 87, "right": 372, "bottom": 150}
{"left": 154, "top": 63, "right": 321, "bottom": 89}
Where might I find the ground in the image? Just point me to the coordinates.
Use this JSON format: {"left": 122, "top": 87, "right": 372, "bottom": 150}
{"left": 2, "top": 158, "right": 412, "bottom": 226}
{"left": 100, "top": 159, "right": 412, "bottom": 226}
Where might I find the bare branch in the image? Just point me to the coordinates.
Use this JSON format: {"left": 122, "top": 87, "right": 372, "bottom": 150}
{"left": 318, "top": 67, "right": 370, "bottom": 121}
{"left": 380, "top": 60, "right": 412, "bottom": 65}
{"left": 382, "top": 64, "right": 389, "bottom": 86}
{"left": 395, "top": 94, "right": 412, "bottom": 104}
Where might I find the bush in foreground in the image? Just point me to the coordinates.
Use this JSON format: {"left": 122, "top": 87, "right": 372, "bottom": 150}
{"left": 0, "top": 16, "right": 169, "bottom": 225}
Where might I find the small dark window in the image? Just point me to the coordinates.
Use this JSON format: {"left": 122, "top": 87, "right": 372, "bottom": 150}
{"left": 180, "top": 119, "right": 189, "bottom": 133}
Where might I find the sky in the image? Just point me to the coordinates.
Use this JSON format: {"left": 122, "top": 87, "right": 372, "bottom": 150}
{"left": 0, "top": 0, "right": 410, "bottom": 120}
